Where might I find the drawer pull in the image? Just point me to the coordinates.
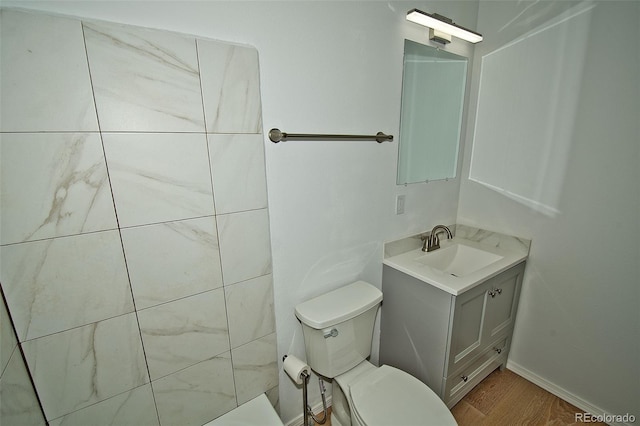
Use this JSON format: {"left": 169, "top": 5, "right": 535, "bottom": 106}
{"left": 493, "top": 347, "right": 502, "bottom": 354}
{"left": 461, "top": 375, "right": 468, "bottom": 382}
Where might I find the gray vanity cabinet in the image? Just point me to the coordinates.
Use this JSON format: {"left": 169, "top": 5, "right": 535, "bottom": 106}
{"left": 380, "top": 261, "right": 525, "bottom": 408}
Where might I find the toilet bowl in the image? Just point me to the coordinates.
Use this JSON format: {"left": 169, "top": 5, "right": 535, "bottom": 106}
{"left": 295, "top": 281, "right": 457, "bottom": 426}
{"left": 335, "top": 362, "right": 456, "bottom": 426}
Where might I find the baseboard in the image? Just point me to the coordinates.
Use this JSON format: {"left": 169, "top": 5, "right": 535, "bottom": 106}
{"left": 507, "top": 360, "right": 635, "bottom": 426}
{"left": 284, "top": 395, "right": 332, "bottom": 426}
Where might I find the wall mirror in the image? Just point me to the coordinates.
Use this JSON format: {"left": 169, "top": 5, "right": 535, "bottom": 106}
{"left": 397, "top": 40, "right": 468, "bottom": 184}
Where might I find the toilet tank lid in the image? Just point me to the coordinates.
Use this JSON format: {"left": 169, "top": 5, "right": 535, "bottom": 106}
{"left": 295, "top": 281, "right": 383, "bottom": 329}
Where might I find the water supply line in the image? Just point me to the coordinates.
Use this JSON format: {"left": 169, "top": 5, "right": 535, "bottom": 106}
{"left": 302, "top": 373, "right": 328, "bottom": 426}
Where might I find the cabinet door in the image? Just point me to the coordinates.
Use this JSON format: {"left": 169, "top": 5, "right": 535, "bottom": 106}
{"left": 483, "top": 262, "right": 525, "bottom": 341}
{"left": 446, "top": 262, "right": 525, "bottom": 376}
{"left": 447, "top": 282, "right": 489, "bottom": 374}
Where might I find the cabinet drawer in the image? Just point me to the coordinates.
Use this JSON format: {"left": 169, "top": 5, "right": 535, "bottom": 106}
{"left": 442, "top": 337, "right": 508, "bottom": 407}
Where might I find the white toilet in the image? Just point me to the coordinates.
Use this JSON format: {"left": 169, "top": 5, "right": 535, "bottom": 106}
{"left": 295, "top": 281, "right": 457, "bottom": 426}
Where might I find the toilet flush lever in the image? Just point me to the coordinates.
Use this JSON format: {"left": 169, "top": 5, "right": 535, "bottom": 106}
{"left": 323, "top": 328, "right": 339, "bottom": 339}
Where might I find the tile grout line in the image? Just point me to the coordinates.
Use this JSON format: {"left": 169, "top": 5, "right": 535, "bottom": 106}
{"left": 80, "top": 20, "right": 161, "bottom": 426}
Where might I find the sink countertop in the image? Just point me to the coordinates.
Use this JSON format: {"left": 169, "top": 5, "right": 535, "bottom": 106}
{"left": 383, "top": 237, "right": 528, "bottom": 296}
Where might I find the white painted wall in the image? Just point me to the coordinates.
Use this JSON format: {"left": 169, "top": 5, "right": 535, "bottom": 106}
{"left": 2, "top": 1, "right": 476, "bottom": 423}
{"left": 458, "top": 1, "right": 639, "bottom": 419}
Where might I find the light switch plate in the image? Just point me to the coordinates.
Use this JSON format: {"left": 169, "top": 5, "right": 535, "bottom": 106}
{"left": 396, "top": 195, "right": 406, "bottom": 215}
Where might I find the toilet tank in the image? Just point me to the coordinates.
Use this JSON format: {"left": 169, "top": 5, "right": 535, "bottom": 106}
{"left": 295, "top": 281, "right": 383, "bottom": 378}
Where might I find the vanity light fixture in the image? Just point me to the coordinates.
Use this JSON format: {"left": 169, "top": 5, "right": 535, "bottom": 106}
{"left": 406, "top": 9, "right": 483, "bottom": 44}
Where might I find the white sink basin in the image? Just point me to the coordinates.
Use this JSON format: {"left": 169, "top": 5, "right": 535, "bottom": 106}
{"left": 414, "top": 243, "right": 503, "bottom": 277}
{"left": 383, "top": 238, "right": 527, "bottom": 295}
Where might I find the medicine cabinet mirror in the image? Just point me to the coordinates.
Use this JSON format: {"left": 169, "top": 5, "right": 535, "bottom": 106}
{"left": 397, "top": 40, "right": 468, "bottom": 184}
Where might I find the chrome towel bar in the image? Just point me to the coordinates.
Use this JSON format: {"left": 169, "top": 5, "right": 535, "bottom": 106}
{"left": 269, "top": 128, "right": 394, "bottom": 143}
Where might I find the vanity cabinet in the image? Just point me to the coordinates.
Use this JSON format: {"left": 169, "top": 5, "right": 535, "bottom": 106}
{"left": 380, "top": 261, "right": 525, "bottom": 408}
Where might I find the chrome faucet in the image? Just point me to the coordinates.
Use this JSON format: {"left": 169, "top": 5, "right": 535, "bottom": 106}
{"left": 421, "top": 225, "right": 453, "bottom": 252}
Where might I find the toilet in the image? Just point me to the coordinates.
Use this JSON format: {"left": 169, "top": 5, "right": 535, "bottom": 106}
{"left": 295, "top": 280, "right": 457, "bottom": 426}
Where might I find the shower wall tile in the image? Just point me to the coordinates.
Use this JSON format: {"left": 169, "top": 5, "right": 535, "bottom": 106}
{"left": 121, "top": 216, "right": 223, "bottom": 309}
{"left": 22, "top": 313, "right": 149, "bottom": 421}
{"left": 153, "top": 354, "right": 236, "bottom": 426}
{"left": 208, "top": 134, "right": 268, "bottom": 214}
{"left": 0, "top": 10, "right": 98, "bottom": 132}
{"left": 198, "top": 40, "right": 262, "bottom": 133}
{"left": 0, "top": 231, "right": 134, "bottom": 341}
{"left": 0, "top": 133, "right": 117, "bottom": 245}
{"left": 217, "top": 209, "right": 272, "bottom": 285}
{"left": 265, "top": 386, "right": 280, "bottom": 413}
{"left": 0, "top": 349, "right": 46, "bottom": 426}
{"left": 48, "top": 384, "right": 158, "bottom": 426}
{"left": 1, "top": 300, "right": 17, "bottom": 375}
{"left": 232, "top": 333, "right": 278, "bottom": 405}
{"left": 83, "top": 21, "right": 204, "bottom": 132}
{"left": 102, "top": 133, "right": 214, "bottom": 227}
{"left": 138, "top": 289, "right": 229, "bottom": 380}
{"left": 225, "top": 274, "right": 275, "bottom": 348}
{"left": 1, "top": 9, "right": 277, "bottom": 425}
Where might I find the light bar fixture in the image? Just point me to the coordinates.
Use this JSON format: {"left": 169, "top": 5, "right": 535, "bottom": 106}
{"left": 406, "top": 9, "right": 483, "bottom": 44}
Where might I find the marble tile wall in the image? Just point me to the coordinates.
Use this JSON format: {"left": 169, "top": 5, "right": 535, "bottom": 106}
{"left": 0, "top": 8, "right": 277, "bottom": 425}
{"left": 0, "top": 297, "right": 47, "bottom": 425}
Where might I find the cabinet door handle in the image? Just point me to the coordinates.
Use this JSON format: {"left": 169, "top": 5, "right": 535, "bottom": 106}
{"left": 489, "top": 288, "right": 502, "bottom": 298}
{"left": 461, "top": 375, "right": 468, "bottom": 382}
{"left": 489, "top": 290, "right": 496, "bottom": 298}
{"left": 496, "top": 288, "right": 502, "bottom": 294}
{"left": 493, "top": 347, "right": 502, "bottom": 354}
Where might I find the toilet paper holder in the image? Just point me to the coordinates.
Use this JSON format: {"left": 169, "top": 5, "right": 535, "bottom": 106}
{"left": 283, "top": 355, "right": 328, "bottom": 426}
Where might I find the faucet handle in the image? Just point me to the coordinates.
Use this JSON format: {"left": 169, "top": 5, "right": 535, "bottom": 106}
{"left": 427, "top": 233, "right": 440, "bottom": 252}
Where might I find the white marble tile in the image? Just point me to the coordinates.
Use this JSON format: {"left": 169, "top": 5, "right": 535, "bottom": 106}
{"left": 225, "top": 275, "right": 275, "bottom": 348}
{"left": 208, "top": 134, "right": 268, "bottom": 214}
{"left": 22, "top": 313, "right": 149, "bottom": 421}
{"left": 121, "top": 216, "right": 223, "bottom": 309}
{"left": 83, "top": 21, "right": 204, "bottom": 132}
{"left": 49, "top": 384, "right": 158, "bottom": 426}
{"left": 0, "top": 231, "right": 134, "bottom": 341}
{"left": 153, "top": 354, "right": 236, "bottom": 426}
{"left": 217, "top": 209, "right": 272, "bottom": 285}
{"left": 265, "top": 386, "right": 280, "bottom": 414}
{"left": 198, "top": 39, "right": 262, "bottom": 133}
{"left": 231, "top": 333, "right": 278, "bottom": 405}
{"left": 1, "top": 300, "right": 17, "bottom": 376}
{"left": 138, "top": 289, "right": 229, "bottom": 380}
{"left": 0, "top": 133, "right": 117, "bottom": 245}
{"left": 102, "top": 133, "right": 214, "bottom": 227}
{"left": 0, "top": 10, "right": 98, "bottom": 132}
{"left": 0, "top": 348, "right": 47, "bottom": 426}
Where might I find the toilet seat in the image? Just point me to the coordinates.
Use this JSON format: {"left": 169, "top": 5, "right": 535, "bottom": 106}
{"left": 349, "top": 365, "right": 457, "bottom": 426}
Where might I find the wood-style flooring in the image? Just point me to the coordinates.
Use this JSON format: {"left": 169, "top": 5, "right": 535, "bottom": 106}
{"left": 311, "top": 368, "right": 604, "bottom": 426}
{"left": 452, "top": 368, "right": 606, "bottom": 425}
